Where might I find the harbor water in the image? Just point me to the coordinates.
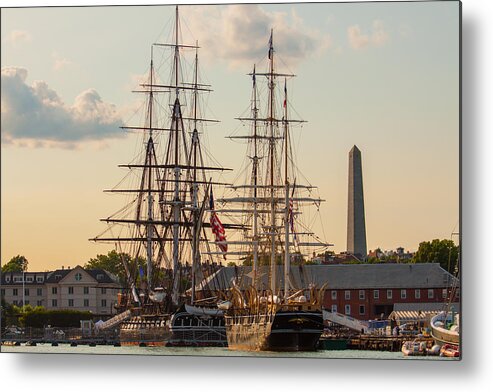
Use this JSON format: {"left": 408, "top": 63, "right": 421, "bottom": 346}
{"left": 1, "top": 344, "right": 457, "bottom": 360}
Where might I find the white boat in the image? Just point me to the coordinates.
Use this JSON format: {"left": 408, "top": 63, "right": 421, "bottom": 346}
{"left": 401, "top": 339, "right": 427, "bottom": 356}
{"left": 430, "top": 311, "right": 460, "bottom": 346}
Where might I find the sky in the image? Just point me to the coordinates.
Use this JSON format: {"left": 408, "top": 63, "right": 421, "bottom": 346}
{"left": 1, "top": 1, "right": 460, "bottom": 272}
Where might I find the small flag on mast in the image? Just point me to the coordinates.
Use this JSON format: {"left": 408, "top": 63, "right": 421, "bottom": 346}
{"left": 289, "top": 198, "right": 298, "bottom": 246}
{"left": 252, "top": 65, "right": 256, "bottom": 87}
{"left": 283, "top": 79, "right": 287, "bottom": 108}
{"left": 210, "top": 189, "right": 227, "bottom": 258}
{"left": 268, "top": 30, "right": 273, "bottom": 60}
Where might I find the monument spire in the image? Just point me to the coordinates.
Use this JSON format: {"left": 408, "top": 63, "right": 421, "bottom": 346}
{"left": 347, "top": 145, "right": 367, "bottom": 260}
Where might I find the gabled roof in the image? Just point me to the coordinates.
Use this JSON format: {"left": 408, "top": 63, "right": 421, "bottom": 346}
{"left": 1, "top": 271, "right": 50, "bottom": 286}
{"left": 197, "top": 263, "right": 459, "bottom": 291}
{"left": 27, "top": 266, "right": 119, "bottom": 285}
{"left": 45, "top": 269, "right": 72, "bottom": 283}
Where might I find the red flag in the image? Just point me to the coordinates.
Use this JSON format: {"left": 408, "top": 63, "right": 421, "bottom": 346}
{"left": 210, "top": 189, "right": 227, "bottom": 258}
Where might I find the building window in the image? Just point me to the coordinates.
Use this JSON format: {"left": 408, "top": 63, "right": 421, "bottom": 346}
{"left": 26, "top": 276, "right": 33, "bottom": 282}
{"left": 24, "top": 288, "right": 29, "bottom": 296}
{"left": 97, "top": 274, "right": 104, "bottom": 281}
{"left": 387, "top": 289, "right": 392, "bottom": 299}
{"left": 331, "top": 290, "right": 337, "bottom": 300}
{"left": 442, "top": 289, "right": 448, "bottom": 299}
{"left": 331, "top": 304, "right": 337, "bottom": 313}
{"left": 37, "top": 288, "right": 43, "bottom": 296}
{"left": 373, "top": 290, "right": 379, "bottom": 299}
{"left": 13, "top": 289, "right": 18, "bottom": 296}
{"left": 75, "top": 273, "right": 82, "bottom": 281}
{"left": 84, "top": 299, "right": 89, "bottom": 307}
{"left": 0, "top": 289, "right": 5, "bottom": 297}
{"left": 101, "top": 299, "right": 107, "bottom": 307}
{"left": 84, "top": 287, "right": 89, "bottom": 295}
{"left": 25, "top": 300, "right": 29, "bottom": 305}
{"left": 68, "top": 299, "right": 74, "bottom": 307}
{"left": 37, "top": 300, "right": 43, "bottom": 306}
{"left": 6, "top": 276, "right": 10, "bottom": 283}
{"left": 52, "top": 287, "right": 57, "bottom": 295}
{"left": 36, "top": 276, "right": 44, "bottom": 283}
{"left": 101, "top": 288, "right": 107, "bottom": 295}
{"left": 428, "top": 289, "right": 434, "bottom": 299}
{"left": 401, "top": 289, "right": 407, "bottom": 299}
{"left": 415, "top": 289, "right": 421, "bottom": 299}
{"left": 344, "top": 304, "right": 351, "bottom": 315}
{"left": 68, "top": 286, "right": 74, "bottom": 295}
{"left": 52, "top": 299, "right": 58, "bottom": 307}
{"left": 359, "top": 305, "right": 365, "bottom": 315}
{"left": 359, "top": 290, "right": 365, "bottom": 300}
{"left": 345, "top": 290, "right": 351, "bottom": 300}
{"left": 14, "top": 276, "right": 22, "bottom": 283}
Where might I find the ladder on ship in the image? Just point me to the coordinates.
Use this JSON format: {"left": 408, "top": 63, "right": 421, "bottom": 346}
{"left": 97, "top": 310, "right": 133, "bottom": 331}
{"left": 323, "top": 310, "right": 369, "bottom": 333}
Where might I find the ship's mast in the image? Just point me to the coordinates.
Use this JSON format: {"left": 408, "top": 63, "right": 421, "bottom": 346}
{"left": 252, "top": 65, "right": 259, "bottom": 287}
{"left": 171, "top": 5, "right": 182, "bottom": 304}
{"left": 283, "top": 78, "right": 290, "bottom": 299}
{"left": 146, "top": 47, "right": 155, "bottom": 288}
{"left": 191, "top": 44, "right": 200, "bottom": 304}
{"left": 268, "top": 29, "right": 277, "bottom": 294}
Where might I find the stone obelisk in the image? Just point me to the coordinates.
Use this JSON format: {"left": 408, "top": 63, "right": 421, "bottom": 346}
{"left": 347, "top": 145, "right": 367, "bottom": 260}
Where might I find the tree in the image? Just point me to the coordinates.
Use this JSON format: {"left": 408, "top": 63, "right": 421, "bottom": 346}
{"left": 85, "top": 250, "right": 146, "bottom": 285}
{"left": 85, "top": 250, "right": 127, "bottom": 283}
{"left": 2, "top": 255, "right": 28, "bottom": 273}
{"left": 412, "top": 239, "right": 459, "bottom": 273}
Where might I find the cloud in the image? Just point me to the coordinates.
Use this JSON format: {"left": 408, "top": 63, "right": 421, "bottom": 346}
{"left": 347, "top": 20, "right": 389, "bottom": 50}
{"left": 1, "top": 67, "right": 124, "bottom": 148}
{"left": 52, "top": 52, "right": 72, "bottom": 71}
{"left": 5, "top": 29, "right": 31, "bottom": 45}
{"left": 180, "top": 5, "right": 331, "bottom": 69}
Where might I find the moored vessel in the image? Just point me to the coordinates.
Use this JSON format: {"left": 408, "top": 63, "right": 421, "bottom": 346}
{"left": 91, "top": 6, "right": 230, "bottom": 346}
{"left": 218, "top": 31, "right": 331, "bottom": 351}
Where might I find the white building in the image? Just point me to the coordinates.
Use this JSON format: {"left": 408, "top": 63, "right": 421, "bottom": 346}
{"left": 1, "top": 266, "right": 121, "bottom": 317}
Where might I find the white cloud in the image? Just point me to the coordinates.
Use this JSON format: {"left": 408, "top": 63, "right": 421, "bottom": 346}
{"left": 52, "top": 52, "right": 72, "bottom": 71}
{"left": 180, "top": 4, "right": 331, "bottom": 69}
{"left": 372, "top": 20, "right": 389, "bottom": 47}
{"left": 1, "top": 67, "right": 124, "bottom": 148}
{"left": 348, "top": 20, "right": 390, "bottom": 50}
{"left": 5, "top": 29, "right": 31, "bottom": 45}
{"left": 348, "top": 25, "right": 370, "bottom": 50}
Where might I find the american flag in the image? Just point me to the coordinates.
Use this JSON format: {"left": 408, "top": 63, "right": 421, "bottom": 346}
{"left": 210, "top": 189, "right": 227, "bottom": 258}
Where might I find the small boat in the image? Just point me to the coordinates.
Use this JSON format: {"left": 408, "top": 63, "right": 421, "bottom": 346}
{"left": 401, "top": 339, "right": 427, "bottom": 356}
{"left": 430, "top": 311, "right": 460, "bottom": 346}
{"left": 440, "top": 343, "right": 460, "bottom": 358}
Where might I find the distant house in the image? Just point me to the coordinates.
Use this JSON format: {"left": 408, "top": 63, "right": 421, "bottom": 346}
{"left": 1, "top": 265, "right": 122, "bottom": 317}
{"left": 195, "top": 263, "right": 459, "bottom": 320}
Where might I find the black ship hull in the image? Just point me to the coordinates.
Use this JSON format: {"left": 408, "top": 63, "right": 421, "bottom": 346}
{"left": 225, "top": 310, "right": 323, "bottom": 352}
{"left": 268, "top": 310, "right": 324, "bottom": 351}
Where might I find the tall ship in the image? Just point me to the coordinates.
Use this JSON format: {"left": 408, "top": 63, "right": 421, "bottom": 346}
{"left": 91, "top": 6, "right": 231, "bottom": 346}
{"left": 217, "top": 31, "right": 331, "bottom": 351}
